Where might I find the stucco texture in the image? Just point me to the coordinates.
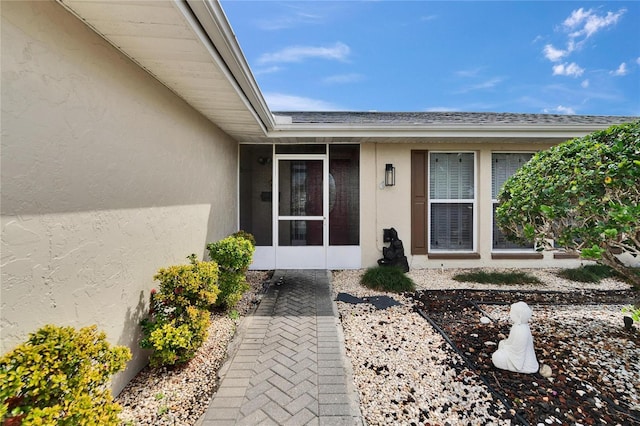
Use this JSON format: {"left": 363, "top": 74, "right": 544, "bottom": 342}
{"left": 1, "top": 1, "right": 238, "bottom": 393}
{"left": 360, "top": 142, "right": 593, "bottom": 270}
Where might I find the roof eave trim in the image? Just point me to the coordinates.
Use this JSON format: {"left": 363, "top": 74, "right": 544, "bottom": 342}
{"left": 184, "top": 0, "right": 276, "bottom": 132}
{"left": 266, "top": 124, "right": 608, "bottom": 139}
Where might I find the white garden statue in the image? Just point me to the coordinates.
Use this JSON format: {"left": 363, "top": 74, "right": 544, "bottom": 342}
{"left": 491, "top": 301, "right": 539, "bottom": 374}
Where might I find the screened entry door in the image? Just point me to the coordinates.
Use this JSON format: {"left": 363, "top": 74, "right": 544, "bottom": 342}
{"left": 240, "top": 144, "right": 360, "bottom": 270}
{"left": 275, "top": 156, "right": 327, "bottom": 269}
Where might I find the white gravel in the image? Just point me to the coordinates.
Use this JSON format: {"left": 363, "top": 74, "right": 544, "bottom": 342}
{"left": 116, "top": 268, "right": 635, "bottom": 425}
{"left": 116, "top": 271, "right": 270, "bottom": 426}
{"left": 332, "top": 268, "right": 635, "bottom": 426}
{"left": 339, "top": 299, "right": 509, "bottom": 425}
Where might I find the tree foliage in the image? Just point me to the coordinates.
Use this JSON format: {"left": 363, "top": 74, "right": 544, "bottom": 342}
{"left": 495, "top": 120, "right": 640, "bottom": 288}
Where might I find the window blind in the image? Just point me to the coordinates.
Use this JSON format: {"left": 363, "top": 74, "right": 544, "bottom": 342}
{"left": 492, "top": 153, "right": 533, "bottom": 199}
{"left": 430, "top": 203, "right": 474, "bottom": 250}
{"left": 430, "top": 153, "right": 474, "bottom": 199}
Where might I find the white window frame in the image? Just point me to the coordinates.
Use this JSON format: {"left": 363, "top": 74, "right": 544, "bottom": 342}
{"left": 491, "top": 151, "right": 536, "bottom": 252}
{"left": 428, "top": 151, "right": 477, "bottom": 253}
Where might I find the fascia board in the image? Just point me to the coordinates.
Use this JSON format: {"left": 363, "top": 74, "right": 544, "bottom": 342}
{"left": 266, "top": 124, "right": 605, "bottom": 140}
{"left": 185, "top": 0, "right": 276, "bottom": 131}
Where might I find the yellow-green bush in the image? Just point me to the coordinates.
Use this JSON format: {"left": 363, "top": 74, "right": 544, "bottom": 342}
{"left": 141, "top": 255, "right": 219, "bottom": 367}
{"left": 231, "top": 230, "right": 256, "bottom": 248}
{"left": 207, "top": 233, "right": 255, "bottom": 310}
{"left": 207, "top": 234, "right": 255, "bottom": 273}
{"left": 216, "top": 271, "right": 251, "bottom": 309}
{"left": 0, "top": 324, "right": 130, "bottom": 425}
{"left": 153, "top": 254, "right": 220, "bottom": 314}
{"left": 141, "top": 306, "right": 210, "bottom": 367}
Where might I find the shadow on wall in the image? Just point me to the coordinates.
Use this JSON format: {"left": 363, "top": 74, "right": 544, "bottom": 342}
{"left": 0, "top": 0, "right": 238, "bottom": 392}
{"left": 114, "top": 290, "right": 152, "bottom": 391}
{"left": 1, "top": 2, "right": 238, "bottom": 218}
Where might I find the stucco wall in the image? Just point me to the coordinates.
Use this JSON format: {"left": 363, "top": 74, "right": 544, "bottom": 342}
{"left": 361, "top": 141, "right": 597, "bottom": 270}
{"left": 1, "top": 1, "right": 238, "bottom": 393}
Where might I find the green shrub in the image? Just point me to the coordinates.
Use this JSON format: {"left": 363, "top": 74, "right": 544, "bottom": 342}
{"left": 141, "top": 307, "right": 210, "bottom": 367}
{"left": 153, "top": 254, "right": 220, "bottom": 314}
{"left": 207, "top": 234, "right": 256, "bottom": 310}
{"left": 0, "top": 324, "right": 130, "bottom": 425}
{"left": 215, "top": 271, "right": 250, "bottom": 309}
{"left": 361, "top": 266, "right": 415, "bottom": 293}
{"left": 557, "top": 264, "right": 617, "bottom": 283}
{"left": 141, "top": 255, "right": 218, "bottom": 367}
{"left": 452, "top": 270, "right": 541, "bottom": 285}
{"left": 207, "top": 235, "right": 255, "bottom": 273}
{"left": 495, "top": 120, "right": 640, "bottom": 288}
{"left": 231, "top": 230, "right": 256, "bottom": 248}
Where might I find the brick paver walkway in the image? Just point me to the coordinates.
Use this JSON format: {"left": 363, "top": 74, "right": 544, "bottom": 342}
{"left": 198, "top": 270, "right": 363, "bottom": 426}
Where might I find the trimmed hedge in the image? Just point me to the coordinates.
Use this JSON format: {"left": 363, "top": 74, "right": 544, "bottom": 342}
{"left": 207, "top": 232, "right": 256, "bottom": 309}
{"left": 0, "top": 325, "right": 130, "bottom": 425}
{"left": 141, "top": 255, "right": 219, "bottom": 367}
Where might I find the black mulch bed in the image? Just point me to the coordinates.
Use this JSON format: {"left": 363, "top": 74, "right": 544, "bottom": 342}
{"left": 411, "top": 289, "right": 640, "bottom": 426}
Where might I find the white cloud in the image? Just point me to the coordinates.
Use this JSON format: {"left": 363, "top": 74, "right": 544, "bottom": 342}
{"left": 257, "top": 15, "right": 320, "bottom": 31}
{"left": 563, "top": 8, "right": 626, "bottom": 39}
{"left": 455, "top": 67, "right": 484, "bottom": 78}
{"left": 610, "top": 62, "right": 628, "bottom": 76}
{"left": 563, "top": 8, "right": 592, "bottom": 30}
{"left": 420, "top": 15, "right": 438, "bottom": 22}
{"left": 637, "top": 57, "right": 640, "bottom": 65}
{"left": 552, "top": 62, "right": 584, "bottom": 77}
{"left": 544, "top": 105, "right": 576, "bottom": 115}
{"left": 543, "top": 44, "right": 568, "bottom": 62}
{"left": 255, "top": 4, "right": 327, "bottom": 31}
{"left": 258, "top": 42, "right": 350, "bottom": 64}
{"left": 264, "top": 92, "right": 341, "bottom": 111}
{"left": 253, "top": 66, "right": 283, "bottom": 76}
{"left": 542, "top": 8, "right": 626, "bottom": 66}
{"left": 581, "top": 79, "right": 590, "bottom": 88}
{"left": 455, "top": 77, "right": 504, "bottom": 93}
{"left": 322, "top": 73, "right": 364, "bottom": 84}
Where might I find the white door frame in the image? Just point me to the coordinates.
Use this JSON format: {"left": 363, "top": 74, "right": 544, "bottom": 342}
{"left": 274, "top": 153, "right": 328, "bottom": 269}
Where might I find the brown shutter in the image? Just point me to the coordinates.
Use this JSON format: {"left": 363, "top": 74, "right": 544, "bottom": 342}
{"left": 411, "top": 150, "right": 428, "bottom": 254}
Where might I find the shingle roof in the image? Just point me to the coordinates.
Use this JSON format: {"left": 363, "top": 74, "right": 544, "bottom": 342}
{"left": 273, "top": 111, "right": 639, "bottom": 126}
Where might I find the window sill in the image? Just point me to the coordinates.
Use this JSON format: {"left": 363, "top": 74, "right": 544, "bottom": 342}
{"left": 428, "top": 253, "right": 481, "bottom": 260}
{"left": 553, "top": 252, "right": 580, "bottom": 259}
{"left": 492, "top": 252, "right": 543, "bottom": 260}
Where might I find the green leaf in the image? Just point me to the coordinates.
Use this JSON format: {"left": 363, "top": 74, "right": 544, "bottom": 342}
{"left": 540, "top": 205, "right": 553, "bottom": 217}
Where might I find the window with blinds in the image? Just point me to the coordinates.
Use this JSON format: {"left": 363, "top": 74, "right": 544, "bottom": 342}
{"left": 429, "top": 152, "right": 475, "bottom": 251}
{"left": 492, "top": 153, "right": 534, "bottom": 250}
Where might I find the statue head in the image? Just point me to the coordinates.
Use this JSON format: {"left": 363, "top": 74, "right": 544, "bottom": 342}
{"left": 509, "top": 301, "right": 532, "bottom": 325}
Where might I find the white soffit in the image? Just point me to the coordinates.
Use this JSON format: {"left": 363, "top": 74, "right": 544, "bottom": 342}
{"left": 55, "top": 1, "right": 635, "bottom": 145}
{"left": 57, "top": 0, "right": 270, "bottom": 140}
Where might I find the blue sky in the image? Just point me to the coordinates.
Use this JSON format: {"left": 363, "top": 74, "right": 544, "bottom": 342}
{"left": 220, "top": 1, "right": 640, "bottom": 116}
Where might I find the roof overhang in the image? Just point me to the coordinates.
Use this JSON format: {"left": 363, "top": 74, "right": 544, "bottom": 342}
{"left": 270, "top": 123, "right": 605, "bottom": 139}
{"left": 57, "top": 0, "right": 274, "bottom": 141}
{"left": 56, "top": 0, "right": 637, "bottom": 146}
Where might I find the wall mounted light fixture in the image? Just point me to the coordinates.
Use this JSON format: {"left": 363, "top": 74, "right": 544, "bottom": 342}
{"left": 385, "top": 163, "right": 395, "bottom": 186}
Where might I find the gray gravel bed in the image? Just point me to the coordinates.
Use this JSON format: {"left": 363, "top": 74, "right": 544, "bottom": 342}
{"left": 116, "top": 268, "right": 636, "bottom": 425}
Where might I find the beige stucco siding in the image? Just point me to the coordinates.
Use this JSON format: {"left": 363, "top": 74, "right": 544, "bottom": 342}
{"left": 1, "top": 1, "right": 238, "bottom": 393}
{"left": 361, "top": 142, "right": 591, "bottom": 270}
